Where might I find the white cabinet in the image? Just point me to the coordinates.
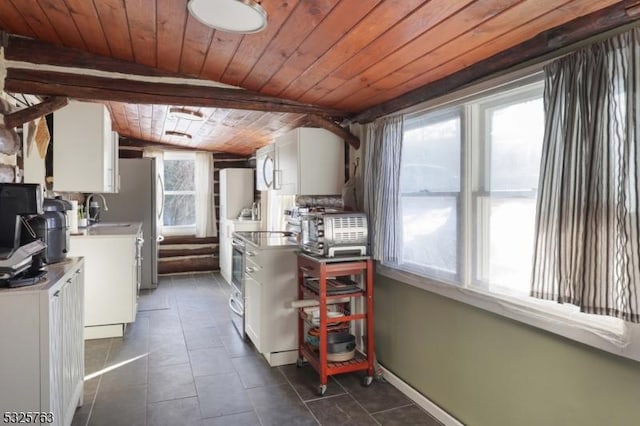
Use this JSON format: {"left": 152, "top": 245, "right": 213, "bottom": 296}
{"left": 219, "top": 168, "right": 255, "bottom": 220}
{"left": 274, "top": 127, "right": 345, "bottom": 195}
{"left": 0, "top": 259, "right": 85, "bottom": 426}
{"left": 219, "top": 219, "right": 260, "bottom": 285}
{"left": 68, "top": 227, "right": 140, "bottom": 339}
{"left": 53, "top": 100, "right": 119, "bottom": 193}
{"left": 244, "top": 246, "right": 299, "bottom": 366}
{"left": 244, "top": 273, "right": 262, "bottom": 350}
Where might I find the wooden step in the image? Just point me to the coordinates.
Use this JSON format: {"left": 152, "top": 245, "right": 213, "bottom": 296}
{"left": 160, "top": 235, "right": 218, "bottom": 245}
{"left": 158, "top": 256, "right": 218, "bottom": 274}
{"left": 158, "top": 246, "right": 216, "bottom": 258}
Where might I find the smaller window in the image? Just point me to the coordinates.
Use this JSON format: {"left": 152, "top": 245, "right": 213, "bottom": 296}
{"left": 400, "top": 109, "right": 462, "bottom": 282}
{"left": 163, "top": 152, "right": 196, "bottom": 229}
{"left": 473, "top": 89, "right": 544, "bottom": 296}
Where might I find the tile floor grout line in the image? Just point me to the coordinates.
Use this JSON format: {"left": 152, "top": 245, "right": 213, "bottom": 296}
{"left": 178, "top": 273, "right": 217, "bottom": 423}
{"left": 368, "top": 402, "right": 416, "bottom": 416}
{"left": 345, "top": 388, "right": 384, "bottom": 426}
{"left": 277, "top": 367, "right": 322, "bottom": 425}
{"left": 82, "top": 338, "right": 114, "bottom": 426}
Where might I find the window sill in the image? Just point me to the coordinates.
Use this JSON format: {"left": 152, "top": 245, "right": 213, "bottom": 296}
{"left": 377, "top": 264, "right": 640, "bottom": 363}
{"left": 162, "top": 225, "right": 196, "bottom": 237}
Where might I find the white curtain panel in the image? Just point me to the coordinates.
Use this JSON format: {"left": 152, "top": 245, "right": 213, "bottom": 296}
{"left": 363, "top": 115, "right": 404, "bottom": 263}
{"left": 531, "top": 28, "right": 640, "bottom": 323}
{"left": 195, "top": 152, "right": 217, "bottom": 237}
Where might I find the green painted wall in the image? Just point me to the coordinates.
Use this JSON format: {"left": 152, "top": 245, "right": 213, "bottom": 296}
{"left": 375, "top": 274, "right": 640, "bottom": 426}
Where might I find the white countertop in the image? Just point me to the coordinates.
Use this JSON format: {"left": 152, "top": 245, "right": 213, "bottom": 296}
{"left": 234, "top": 231, "right": 299, "bottom": 250}
{"left": 71, "top": 221, "right": 142, "bottom": 238}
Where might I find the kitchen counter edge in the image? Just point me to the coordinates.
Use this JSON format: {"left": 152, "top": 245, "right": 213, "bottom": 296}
{"left": 234, "top": 231, "right": 299, "bottom": 250}
{"left": 0, "top": 257, "right": 84, "bottom": 293}
{"left": 71, "top": 222, "right": 143, "bottom": 238}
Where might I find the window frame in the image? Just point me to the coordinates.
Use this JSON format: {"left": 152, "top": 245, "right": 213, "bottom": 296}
{"left": 162, "top": 151, "right": 196, "bottom": 235}
{"left": 388, "top": 77, "right": 639, "bottom": 361}
{"left": 470, "top": 85, "right": 545, "bottom": 294}
{"left": 400, "top": 107, "right": 464, "bottom": 284}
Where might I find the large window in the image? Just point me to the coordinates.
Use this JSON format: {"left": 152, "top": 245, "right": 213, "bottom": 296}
{"left": 163, "top": 152, "right": 196, "bottom": 230}
{"left": 400, "top": 84, "right": 545, "bottom": 297}
{"left": 393, "top": 78, "right": 628, "bottom": 356}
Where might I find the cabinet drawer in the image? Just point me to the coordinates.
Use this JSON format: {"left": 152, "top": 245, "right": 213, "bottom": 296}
{"left": 245, "top": 249, "right": 263, "bottom": 268}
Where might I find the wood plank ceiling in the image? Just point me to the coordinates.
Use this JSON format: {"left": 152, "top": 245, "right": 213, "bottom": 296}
{"left": 0, "top": 0, "right": 632, "bottom": 154}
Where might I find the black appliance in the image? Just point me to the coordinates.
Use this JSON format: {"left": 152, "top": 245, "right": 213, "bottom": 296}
{"left": 22, "top": 198, "right": 71, "bottom": 264}
{"left": 0, "top": 183, "right": 47, "bottom": 287}
{"left": 0, "top": 183, "right": 43, "bottom": 257}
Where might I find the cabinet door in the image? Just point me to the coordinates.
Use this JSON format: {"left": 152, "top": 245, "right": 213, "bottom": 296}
{"left": 49, "top": 288, "right": 63, "bottom": 426}
{"left": 105, "top": 131, "right": 120, "bottom": 193}
{"left": 53, "top": 100, "right": 113, "bottom": 193}
{"left": 274, "top": 130, "right": 298, "bottom": 195}
{"left": 244, "top": 274, "right": 262, "bottom": 352}
{"left": 298, "top": 128, "right": 345, "bottom": 195}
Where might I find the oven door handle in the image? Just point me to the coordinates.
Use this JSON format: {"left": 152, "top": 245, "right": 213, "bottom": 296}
{"left": 229, "top": 295, "right": 243, "bottom": 316}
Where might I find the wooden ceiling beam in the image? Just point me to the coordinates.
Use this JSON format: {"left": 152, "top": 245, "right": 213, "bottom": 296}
{"left": 2, "top": 96, "right": 68, "bottom": 128}
{"left": 354, "top": 1, "right": 640, "bottom": 123}
{"left": 119, "top": 137, "right": 212, "bottom": 152}
{"left": 4, "top": 68, "right": 351, "bottom": 118}
{"left": 4, "top": 35, "right": 186, "bottom": 79}
{"left": 305, "top": 115, "right": 360, "bottom": 149}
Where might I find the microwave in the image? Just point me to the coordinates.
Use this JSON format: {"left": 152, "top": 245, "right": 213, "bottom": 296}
{"left": 301, "top": 212, "right": 368, "bottom": 257}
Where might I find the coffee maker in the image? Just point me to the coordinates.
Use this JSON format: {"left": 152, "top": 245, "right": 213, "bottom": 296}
{"left": 21, "top": 198, "right": 71, "bottom": 264}
{"left": 0, "top": 183, "right": 48, "bottom": 287}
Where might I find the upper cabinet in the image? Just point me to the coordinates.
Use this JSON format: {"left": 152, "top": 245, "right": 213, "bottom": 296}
{"left": 273, "top": 127, "right": 345, "bottom": 196}
{"left": 53, "top": 101, "right": 119, "bottom": 193}
{"left": 220, "top": 168, "right": 255, "bottom": 220}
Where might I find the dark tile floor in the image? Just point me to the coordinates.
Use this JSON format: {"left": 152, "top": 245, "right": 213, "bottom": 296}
{"left": 72, "top": 273, "right": 442, "bottom": 426}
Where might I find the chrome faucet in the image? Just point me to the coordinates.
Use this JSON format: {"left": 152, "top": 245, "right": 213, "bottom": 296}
{"left": 85, "top": 193, "right": 109, "bottom": 224}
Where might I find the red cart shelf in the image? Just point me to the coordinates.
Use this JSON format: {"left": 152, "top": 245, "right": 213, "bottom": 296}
{"left": 296, "top": 253, "right": 375, "bottom": 395}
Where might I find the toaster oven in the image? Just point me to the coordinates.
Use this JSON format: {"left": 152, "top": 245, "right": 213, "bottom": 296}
{"left": 301, "top": 212, "right": 368, "bottom": 257}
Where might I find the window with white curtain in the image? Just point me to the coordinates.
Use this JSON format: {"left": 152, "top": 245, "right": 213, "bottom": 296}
{"left": 163, "top": 152, "right": 196, "bottom": 232}
{"left": 397, "top": 81, "right": 623, "bottom": 334}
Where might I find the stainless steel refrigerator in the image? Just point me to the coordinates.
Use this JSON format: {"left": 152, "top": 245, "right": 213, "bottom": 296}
{"left": 102, "top": 158, "right": 161, "bottom": 289}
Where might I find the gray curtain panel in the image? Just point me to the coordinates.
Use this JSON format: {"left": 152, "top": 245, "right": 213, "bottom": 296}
{"left": 363, "top": 115, "right": 404, "bottom": 263}
{"left": 531, "top": 29, "right": 640, "bottom": 322}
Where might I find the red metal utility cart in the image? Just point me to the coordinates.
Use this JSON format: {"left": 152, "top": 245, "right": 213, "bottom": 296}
{"left": 296, "top": 253, "right": 375, "bottom": 395}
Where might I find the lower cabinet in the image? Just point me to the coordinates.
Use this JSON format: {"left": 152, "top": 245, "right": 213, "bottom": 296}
{"left": 0, "top": 259, "right": 85, "bottom": 426}
{"left": 244, "top": 274, "right": 262, "bottom": 350}
{"left": 69, "top": 232, "right": 139, "bottom": 339}
{"left": 244, "top": 246, "right": 299, "bottom": 366}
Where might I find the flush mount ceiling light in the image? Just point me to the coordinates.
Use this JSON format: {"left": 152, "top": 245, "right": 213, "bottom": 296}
{"left": 169, "top": 107, "right": 204, "bottom": 121}
{"left": 188, "top": 0, "right": 267, "bottom": 34}
{"left": 165, "top": 130, "right": 193, "bottom": 139}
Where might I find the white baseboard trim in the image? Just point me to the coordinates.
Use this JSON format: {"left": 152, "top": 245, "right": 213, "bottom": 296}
{"left": 84, "top": 324, "right": 124, "bottom": 340}
{"left": 379, "top": 365, "right": 464, "bottom": 426}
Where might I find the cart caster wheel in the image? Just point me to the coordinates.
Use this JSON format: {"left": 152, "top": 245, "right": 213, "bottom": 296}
{"left": 317, "top": 384, "right": 327, "bottom": 396}
{"left": 362, "top": 376, "right": 373, "bottom": 387}
{"left": 296, "top": 358, "right": 305, "bottom": 368}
